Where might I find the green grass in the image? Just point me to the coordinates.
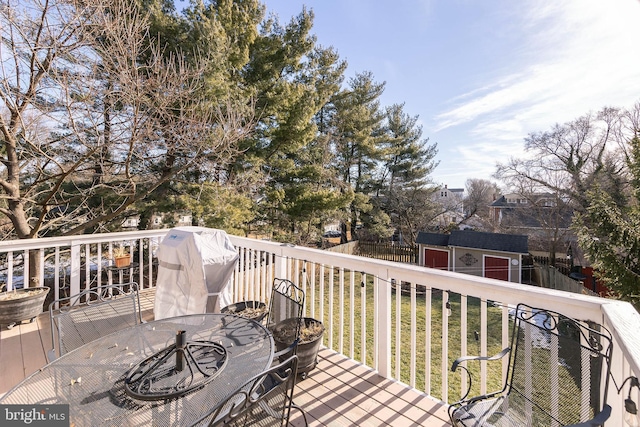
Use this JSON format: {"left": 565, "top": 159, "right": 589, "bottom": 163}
{"left": 296, "top": 268, "right": 510, "bottom": 402}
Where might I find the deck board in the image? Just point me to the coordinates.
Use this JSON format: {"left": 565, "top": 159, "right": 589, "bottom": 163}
{"left": 0, "top": 326, "right": 24, "bottom": 392}
{"left": 0, "top": 288, "right": 451, "bottom": 426}
{"left": 18, "top": 320, "right": 47, "bottom": 378}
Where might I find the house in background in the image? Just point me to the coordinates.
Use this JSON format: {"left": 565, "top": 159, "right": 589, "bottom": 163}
{"left": 121, "top": 212, "right": 193, "bottom": 230}
{"left": 488, "top": 191, "right": 573, "bottom": 258}
{"left": 489, "top": 192, "right": 571, "bottom": 228}
{"left": 416, "top": 230, "right": 528, "bottom": 283}
{"left": 432, "top": 184, "right": 465, "bottom": 228}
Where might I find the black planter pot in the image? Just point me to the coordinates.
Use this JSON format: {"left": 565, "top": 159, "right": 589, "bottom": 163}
{"left": 273, "top": 317, "right": 324, "bottom": 376}
{"left": 0, "top": 287, "right": 50, "bottom": 329}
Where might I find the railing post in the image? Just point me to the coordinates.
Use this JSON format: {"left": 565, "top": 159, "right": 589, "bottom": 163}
{"left": 69, "top": 242, "right": 81, "bottom": 297}
{"left": 376, "top": 268, "right": 392, "bottom": 377}
{"left": 274, "top": 248, "right": 287, "bottom": 281}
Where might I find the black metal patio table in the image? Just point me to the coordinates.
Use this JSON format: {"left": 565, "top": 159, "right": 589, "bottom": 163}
{"left": 0, "top": 314, "right": 274, "bottom": 426}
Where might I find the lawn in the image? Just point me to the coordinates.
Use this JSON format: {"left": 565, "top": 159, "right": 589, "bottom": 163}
{"left": 300, "top": 268, "right": 509, "bottom": 401}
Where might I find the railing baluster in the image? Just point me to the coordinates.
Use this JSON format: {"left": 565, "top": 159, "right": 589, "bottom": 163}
{"left": 376, "top": 269, "right": 392, "bottom": 378}
{"left": 7, "top": 250, "right": 14, "bottom": 291}
{"left": 480, "top": 298, "right": 488, "bottom": 396}
{"left": 260, "top": 251, "right": 267, "bottom": 301}
{"left": 23, "top": 249, "right": 29, "bottom": 289}
{"left": 502, "top": 304, "right": 509, "bottom": 383}
{"left": 410, "top": 281, "right": 417, "bottom": 388}
{"left": 97, "top": 243, "right": 103, "bottom": 289}
{"left": 442, "top": 290, "right": 449, "bottom": 402}
{"left": 361, "top": 273, "right": 367, "bottom": 365}
{"left": 38, "top": 248, "right": 45, "bottom": 288}
{"left": 310, "top": 263, "right": 316, "bottom": 320}
{"left": 70, "top": 243, "right": 81, "bottom": 298}
{"left": 54, "top": 248, "right": 60, "bottom": 305}
{"left": 328, "top": 266, "right": 334, "bottom": 349}
{"left": 395, "top": 278, "right": 402, "bottom": 380}
{"left": 338, "top": 267, "right": 344, "bottom": 355}
{"left": 550, "top": 312, "right": 560, "bottom": 426}
{"left": 460, "top": 294, "right": 468, "bottom": 397}
{"left": 84, "top": 244, "right": 90, "bottom": 292}
{"left": 349, "top": 269, "right": 355, "bottom": 359}
{"left": 319, "top": 264, "right": 325, "bottom": 328}
{"left": 137, "top": 238, "right": 143, "bottom": 288}
{"left": 424, "top": 285, "right": 432, "bottom": 396}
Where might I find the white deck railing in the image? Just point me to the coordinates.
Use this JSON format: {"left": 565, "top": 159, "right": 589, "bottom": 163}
{"left": 1, "top": 229, "right": 638, "bottom": 424}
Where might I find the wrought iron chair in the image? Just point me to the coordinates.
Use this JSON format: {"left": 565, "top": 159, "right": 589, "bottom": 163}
{"left": 266, "top": 278, "right": 305, "bottom": 359}
{"left": 48, "top": 282, "right": 142, "bottom": 361}
{"left": 448, "top": 303, "right": 613, "bottom": 427}
{"left": 198, "top": 354, "right": 308, "bottom": 426}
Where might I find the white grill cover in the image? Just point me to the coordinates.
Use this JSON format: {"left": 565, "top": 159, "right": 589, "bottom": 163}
{"left": 154, "top": 227, "right": 239, "bottom": 320}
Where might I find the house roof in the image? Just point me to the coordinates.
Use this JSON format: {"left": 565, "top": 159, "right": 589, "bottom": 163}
{"left": 416, "top": 230, "right": 529, "bottom": 254}
{"left": 489, "top": 195, "right": 510, "bottom": 207}
{"left": 491, "top": 205, "right": 573, "bottom": 229}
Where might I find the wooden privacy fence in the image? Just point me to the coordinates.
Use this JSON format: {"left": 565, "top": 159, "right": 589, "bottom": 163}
{"left": 356, "top": 241, "right": 418, "bottom": 264}
{"left": 533, "top": 264, "right": 598, "bottom": 296}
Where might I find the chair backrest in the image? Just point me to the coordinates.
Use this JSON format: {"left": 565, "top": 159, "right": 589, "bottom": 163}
{"left": 204, "top": 355, "right": 299, "bottom": 426}
{"left": 265, "top": 278, "right": 305, "bottom": 333}
{"left": 506, "top": 303, "right": 612, "bottom": 426}
{"left": 49, "top": 282, "right": 142, "bottom": 360}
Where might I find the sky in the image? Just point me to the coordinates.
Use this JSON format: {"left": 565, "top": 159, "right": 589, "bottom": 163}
{"left": 262, "top": 0, "right": 640, "bottom": 189}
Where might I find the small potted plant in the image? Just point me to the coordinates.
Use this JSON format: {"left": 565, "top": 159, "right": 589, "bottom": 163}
{"left": 113, "top": 246, "right": 131, "bottom": 268}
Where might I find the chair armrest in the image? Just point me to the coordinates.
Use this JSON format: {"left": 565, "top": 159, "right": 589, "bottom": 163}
{"left": 449, "top": 347, "right": 510, "bottom": 403}
{"left": 451, "top": 347, "right": 510, "bottom": 372}
{"left": 273, "top": 338, "right": 299, "bottom": 360}
{"left": 565, "top": 404, "right": 611, "bottom": 427}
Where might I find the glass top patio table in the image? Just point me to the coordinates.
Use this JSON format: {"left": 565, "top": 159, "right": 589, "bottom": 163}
{"left": 0, "top": 314, "right": 274, "bottom": 426}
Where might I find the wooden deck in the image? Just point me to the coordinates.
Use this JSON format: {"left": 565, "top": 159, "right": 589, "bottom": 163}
{"left": 0, "top": 289, "right": 450, "bottom": 426}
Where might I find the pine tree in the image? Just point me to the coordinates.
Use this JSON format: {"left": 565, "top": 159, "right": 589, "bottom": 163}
{"left": 575, "top": 135, "right": 640, "bottom": 306}
{"left": 331, "top": 72, "right": 386, "bottom": 237}
{"left": 375, "top": 103, "right": 439, "bottom": 243}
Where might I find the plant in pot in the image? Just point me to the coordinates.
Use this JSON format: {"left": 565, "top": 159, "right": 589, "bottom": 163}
{"left": 272, "top": 317, "right": 324, "bottom": 378}
{"left": 0, "top": 285, "right": 50, "bottom": 329}
{"left": 220, "top": 301, "right": 268, "bottom": 322}
{"left": 113, "top": 246, "right": 131, "bottom": 268}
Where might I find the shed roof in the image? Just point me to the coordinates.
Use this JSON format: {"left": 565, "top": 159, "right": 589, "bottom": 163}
{"left": 415, "top": 232, "right": 450, "bottom": 247}
{"left": 416, "top": 230, "right": 528, "bottom": 254}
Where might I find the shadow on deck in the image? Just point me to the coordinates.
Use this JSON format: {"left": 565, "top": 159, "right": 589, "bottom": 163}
{"left": 0, "top": 288, "right": 450, "bottom": 426}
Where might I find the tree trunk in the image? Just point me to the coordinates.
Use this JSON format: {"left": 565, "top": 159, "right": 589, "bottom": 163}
{"left": 28, "top": 250, "right": 41, "bottom": 288}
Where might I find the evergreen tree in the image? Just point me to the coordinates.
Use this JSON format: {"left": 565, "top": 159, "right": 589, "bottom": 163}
{"left": 133, "top": 0, "right": 262, "bottom": 232}
{"left": 575, "top": 135, "right": 640, "bottom": 306}
{"left": 331, "top": 72, "right": 386, "bottom": 237}
{"left": 378, "top": 104, "right": 437, "bottom": 192}
{"left": 375, "top": 103, "right": 439, "bottom": 243}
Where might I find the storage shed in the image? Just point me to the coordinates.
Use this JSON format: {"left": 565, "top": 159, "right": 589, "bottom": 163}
{"left": 415, "top": 230, "right": 528, "bottom": 283}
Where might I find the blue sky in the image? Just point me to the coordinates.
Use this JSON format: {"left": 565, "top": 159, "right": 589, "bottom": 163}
{"left": 263, "top": 0, "right": 640, "bottom": 189}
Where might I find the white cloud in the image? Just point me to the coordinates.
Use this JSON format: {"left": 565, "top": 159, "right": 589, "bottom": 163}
{"left": 430, "top": 0, "right": 640, "bottom": 189}
{"left": 434, "top": 0, "right": 640, "bottom": 141}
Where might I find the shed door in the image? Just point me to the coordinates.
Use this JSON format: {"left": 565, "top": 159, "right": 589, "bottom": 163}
{"left": 484, "top": 256, "right": 509, "bottom": 281}
{"left": 425, "top": 249, "right": 448, "bottom": 270}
